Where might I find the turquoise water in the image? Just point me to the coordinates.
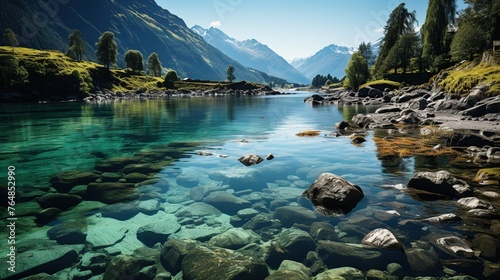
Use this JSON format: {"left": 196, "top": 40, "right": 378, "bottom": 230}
{"left": 0, "top": 92, "right": 493, "bottom": 279}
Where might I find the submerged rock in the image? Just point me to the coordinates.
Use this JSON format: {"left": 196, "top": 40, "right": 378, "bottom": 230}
{"left": 181, "top": 246, "right": 269, "bottom": 280}
{"left": 407, "top": 170, "right": 473, "bottom": 198}
{"left": 405, "top": 247, "right": 442, "bottom": 275}
{"left": 361, "top": 228, "right": 404, "bottom": 251}
{"left": 49, "top": 170, "right": 99, "bottom": 192}
{"left": 86, "top": 182, "right": 140, "bottom": 204}
{"left": 265, "top": 228, "right": 316, "bottom": 268}
{"left": 314, "top": 267, "right": 365, "bottom": 280}
{"left": 208, "top": 228, "right": 260, "bottom": 250}
{"left": 47, "top": 221, "right": 87, "bottom": 244}
{"left": 238, "top": 154, "right": 264, "bottom": 166}
{"left": 37, "top": 193, "right": 82, "bottom": 211}
{"left": 102, "top": 254, "right": 155, "bottom": 280}
{"left": 203, "top": 191, "right": 251, "bottom": 215}
{"left": 160, "top": 239, "right": 198, "bottom": 275}
{"left": 430, "top": 235, "right": 475, "bottom": 258}
{"left": 137, "top": 220, "right": 181, "bottom": 247}
{"left": 302, "top": 173, "right": 364, "bottom": 216}
{"left": 316, "top": 241, "right": 386, "bottom": 271}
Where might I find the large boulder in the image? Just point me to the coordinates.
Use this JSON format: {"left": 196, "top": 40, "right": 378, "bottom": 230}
{"left": 361, "top": 228, "right": 404, "bottom": 251}
{"left": 407, "top": 170, "right": 473, "bottom": 198}
{"left": 316, "top": 240, "right": 385, "bottom": 271}
{"left": 302, "top": 173, "right": 364, "bottom": 216}
{"left": 160, "top": 239, "right": 198, "bottom": 275}
{"left": 181, "top": 246, "right": 269, "bottom": 280}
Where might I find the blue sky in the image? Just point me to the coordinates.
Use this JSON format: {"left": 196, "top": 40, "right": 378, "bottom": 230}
{"left": 157, "top": 0, "right": 467, "bottom": 61}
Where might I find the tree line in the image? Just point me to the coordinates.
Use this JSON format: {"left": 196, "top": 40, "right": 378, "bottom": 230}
{"left": 344, "top": 0, "right": 500, "bottom": 90}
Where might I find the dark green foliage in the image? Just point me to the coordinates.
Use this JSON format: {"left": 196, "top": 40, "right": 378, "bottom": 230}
{"left": 164, "top": 70, "right": 178, "bottom": 88}
{"left": 96, "top": 31, "right": 117, "bottom": 69}
{"left": 358, "top": 42, "right": 375, "bottom": 67}
{"left": 421, "top": 0, "right": 457, "bottom": 61}
{"left": 374, "top": 3, "right": 417, "bottom": 77}
{"left": 345, "top": 52, "right": 369, "bottom": 90}
{"left": 124, "top": 50, "right": 143, "bottom": 72}
{"left": 311, "top": 74, "right": 338, "bottom": 88}
{"left": 0, "top": 56, "right": 28, "bottom": 89}
{"left": 383, "top": 33, "right": 420, "bottom": 74}
{"left": 147, "top": 52, "right": 162, "bottom": 77}
{"left": 451, "top": 24, "right": 487, "bottom": 61}
{"left": 3, "top": 28, "right": 19, "bottom": 53}
{"left": 67, "top": 30, "right": 86, "bottom": 62}
{"left": 227, "top": 65, "right": 235, "bottom": 82}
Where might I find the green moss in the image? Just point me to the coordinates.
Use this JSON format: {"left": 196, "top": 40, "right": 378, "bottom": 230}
{"left": 474, "top": 168, "right": 500, "bottom": 185}
{"left": 438, "top": 62, "right": 500, "bottom": 96}
{"left": 359, "top": 79, "right": 401, "bottom": 91}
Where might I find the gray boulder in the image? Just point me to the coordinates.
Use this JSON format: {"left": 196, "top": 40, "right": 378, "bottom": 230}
{"left": 361, "top": 228, "right": 404, "bottom": 251}
{"left": 408, "top": 170, "right": 473, "bottom": 198}
{"left": 238, "top": 154, "right": 264, "bottom": 166}
{"left": 302, "top": 173, "right": 364, "bottom": 216}
{"left": 137, "top": 221, "right": 181, "bottom": 247}
{"left": 47, "top": 221, "right": 87, "bottom": 244}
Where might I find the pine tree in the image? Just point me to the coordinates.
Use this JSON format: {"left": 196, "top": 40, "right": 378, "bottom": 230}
{"left": 358, "top": 42, "right": 375, "bottom": 67}
{"left": 147, "top": 52, "right": 162, "bottom": 77}
{"left": 67, "top": 30, "right": 86, "bottom": 62}
{"left": 450, "top": 22, "right": 487, "bottom": 61}
{"left": 374, "top": 3, "right": 417, "bottom": 76}
{"left": 421, "top": 0, "right": 457, "bottom": 61}
{"left": 227, "top": 65, "right": 235, "bottom": 82}
{"left": 3, "top": 28, "right": 19, "bottom": 54}
{"left": 95, "top": 31, "right": 117, "bottom": 69}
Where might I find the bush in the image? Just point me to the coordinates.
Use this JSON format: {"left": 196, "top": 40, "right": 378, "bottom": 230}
{"left": 164, "top": 70, "right": 178, "bottom": 88}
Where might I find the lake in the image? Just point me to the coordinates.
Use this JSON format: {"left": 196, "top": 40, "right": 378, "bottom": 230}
{"left": 0, "top": 92, "right": 495, "bottom": 279}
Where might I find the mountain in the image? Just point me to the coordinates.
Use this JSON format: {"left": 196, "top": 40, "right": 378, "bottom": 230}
{"left": 0, "top": 0, "right": 267, "bottom": 82}
{"left": 290, "top": 44, "right": 354, "bottom": 80}
{"left": 192, "top": 26, "right": 309, "bottom": 85}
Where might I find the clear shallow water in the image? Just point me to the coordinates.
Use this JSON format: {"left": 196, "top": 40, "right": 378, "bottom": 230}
{"left": 0, "top": 92, "right": 494, "bottom": 279}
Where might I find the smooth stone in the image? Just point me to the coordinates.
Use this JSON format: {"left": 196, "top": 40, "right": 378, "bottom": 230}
{"left": 121, "top": 163, "right": 163, "bottom": 174}
{"left": 273, "top": 205, "right": 316, "bottom": 227}
{"left": 137, "top": 220, "right": 181, "bottom": 247}
{"left": 208, "top": 228, "right": 260, "bottom": 249}
{"left": 37, "top": 193, "right": 82, "bottom": 211}
{"left": 209, "top": 167, "right": 267, "bottom": 191}
{"left": 265, "top": 270, "right": 309, "bottom": 280}
{"left": 302, "top": 172, "right": 364, "bottom": 216}
{"left": 137, "top": 199, "right": 161, "bottom": 215}
{"left": 314, "top": 267, "right": 365, "bottom": 280}
{"left": 35, "top": 207, "right": 63, "bottom": 225}
{"left": 49, "top": 170, "right": 99, "bottom": 192}
{"left": 430, "top": 235, "right": 475, "bottom": 258}
{"left": 203, "top": 191, "right": 251, "bottom": 215}
{"left": 424, "top": 213, "right": 461, "bottom": 224}
{"left": 316, "top": 241, "right": 384, "bottom": 271}
{"left": 86, "top": 182, "right": 139, "bottom": 204}
{"left": 408, "top": 170, "right": 473, "bottom": 198}
{"left": 361, "top": 228, "right": 404, "bottom": 251}
{"left": 8, "top": 201, "right": 42, "bottom": 217}
{"left": 472, "top": 234, "right": 500, "bottom": 261}
{"left": 267, "top": 187, "right": 304, "bottom": 200}
{"left": 265, "top": 228, "right": 316, "bottom": 268}
{"left": 160, "top": 239, "right": 198, "bottom": 275}
{"left": 405, "top": 247, "right": 442, "bottom": 275}
{"left": 47, "top": 221, "right": 87, "bottom": 245}
{"left": 169, "top": 228, "right": 221, "bottom": 241}
{"left": 242, "top": 213, "right": 282, "bottom": 231}
{"left": 175, "top": 202, "right": 222, "bottom": 218}
{"left": 181, "top": 246, "right": 269, "bottom": 279}
{"left": 100, "top": 203, "right": 140, "bottom": 220}
{"left": 123, "top": 172, "right": 149, "bottom": 183}
{"left": 188, "top": 185, "right": 229, "bottom": 201}
{"left": 176, "top": 175, "right": 199, "bottom": 187}
{"left": 310, "top": 222, "right": 338, "bottom": 241}
{"left": 237, "top": 208, "right": 259, "bottom": 219}
{"left": 0, "top": 241, "right": 78, "bottom": 280}
{"left": 387, "top": 262, "right": 405, "bottom": 278}
{"left": 366, "top": 269, "right": 387, "bottom": 280}
{"left": 278, "top": 260, "right": 311, "bottom": 277}
{"left": 86, "top": 225, "right": 128, "bottom": 249}
{"left": 100, "top": 172, "right": 123, "bottom": 182}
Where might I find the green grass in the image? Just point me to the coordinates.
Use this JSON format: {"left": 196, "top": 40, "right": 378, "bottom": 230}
{"left": 359, "top": 79, "right": 402, "bottom": 91}
{"left": 437, "top": 61, "right": 500, "bottom": 95}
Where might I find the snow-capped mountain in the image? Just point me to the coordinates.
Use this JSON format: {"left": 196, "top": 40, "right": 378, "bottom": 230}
{"left": 192, "top": 25, "right": 309, "bottom": 85}
{"left": 291, "top": 44, "right": 355, "bottom": 80}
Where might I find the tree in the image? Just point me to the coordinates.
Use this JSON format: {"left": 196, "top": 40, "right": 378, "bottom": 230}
{"left": 124, "top": 50, "right": 144, "bottom": 72}
{"left": 345, "top": 52, "right": 369, "bottom": 90}
{"left": 450, "top": 24, "right": 487, "bottom": 61}
{"left": 383, "top": 33, "right": 419, "bottom": 74}
{"left": 358, "top": 42, "right": 375, "bottom": 67}
{"left": 421, "top": 0, "right": 457, "bottom": 60}
{"left": 3, "top": 28, "right": 19, "bottom": 53}
{"left": 147, "top": 52, "right": 162, "bottom": 77}
{"left": 227, "top": 65, "right": 235, "bottom": 82}
{"left": 95, "top": 31, "right": 117, "bottom": 69}
{"left": 463, "top": 0, "right": 500, "bottom": 44}
{"left": 164, "top": 70, "right": 178, "bottom": 88}
{"left": 67, "top": 30, "right": 86, "bottom": 62}
{"left": 374, "top": 4, "right": 417, "bottom": 76}
{"left": 0, "top": 56, "right": 28, "bottom": 89}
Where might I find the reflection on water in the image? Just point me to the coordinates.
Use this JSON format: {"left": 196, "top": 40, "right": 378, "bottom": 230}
{"left": 0, "top": 92, "right": 496, "bottom": 279}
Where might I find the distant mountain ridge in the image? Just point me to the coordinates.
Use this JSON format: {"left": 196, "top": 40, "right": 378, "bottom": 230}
{"left": 192, "top": 25, "right": 309, "bottom": 85}
{"left": 0, "top": 0, "right": 269, "bottom": 82}
{"left": 290, "top": 44, "right": 354, "bottom": 80}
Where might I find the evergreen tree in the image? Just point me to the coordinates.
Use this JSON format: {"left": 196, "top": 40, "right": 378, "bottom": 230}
{"left": 147, "top": 52, "right": 162, "bottom": 77}
{"left": 374, "top": 3, "right": 417, "bottom": 76}
{"left": 3, "top": 28, "right": 19, "bottom": 54}
{"left": 95, "top": 31, "right": 117, "bottom": 69}
{"left": 450, "top": 24, "right": 487, "bottom": 61}
{"left": 164, "top": 70, "right": 178, "bottom": 88}
{"left": 345, "top": 52, "right": 369, "bottom": 90}
{"left": 383, "top": 33, "right": 419, "bottom": 74}
{"left": 358, "top": 42, "right": 375, "bottom": 67}
{"left": 124, "top": 50, "right": 144, "bottom": 72}
{"left": 227, "top": 65, "right": 235, "bottom": 82}
{"left": 67, "top": 30, "right": 86, "bottom": 62}
{"left": 462, "top": 0, "right": 500, "bottom": 45}
{"left": 421, "top": 0, "right": 457, "bottom": 61}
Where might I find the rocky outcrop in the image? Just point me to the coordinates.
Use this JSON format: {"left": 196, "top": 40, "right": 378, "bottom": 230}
{"left": 302, "top": 173, "right": 364, "bottom": 216}
{"left": 407, "top": 170, "right": 473, "bottom": 198}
